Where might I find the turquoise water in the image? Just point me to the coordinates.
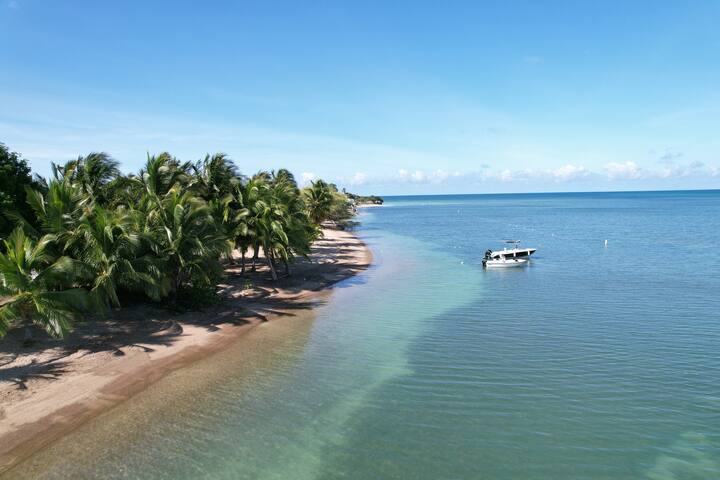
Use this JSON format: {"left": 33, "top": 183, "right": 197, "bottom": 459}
{"left": 8, "top": 191, "right": 720, "bottom": 479}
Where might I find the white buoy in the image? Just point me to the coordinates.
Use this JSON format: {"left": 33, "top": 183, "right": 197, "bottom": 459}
{"left": 604, "top": 239, "right": 608, "bottom": 247}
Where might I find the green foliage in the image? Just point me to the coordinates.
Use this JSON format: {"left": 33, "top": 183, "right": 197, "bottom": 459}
{"left": 54, "top": 152, "right": 120, "bottom": 204}
{"left": 0, "top": 143, "right": 42, "bottom": 239}
{"left": 303, "top": 181, "right": 355, "bottom": 227}
{"left": 0, "top": 141, "right": 378, "bottom": 342}
{"left": 176, "top": 283, "right": 222, "bottom": 310}
{"left": 0, "top": 228, "right": 92, "bottom": 339}
{"left": 145, "top": 187, "right": 227, "bottom": 297}
{"left": 345, "top": 191, "right": 384, "bottom": 205}
{"left": 303, "top": 180, "right": 335, "bottom": 224}
{"left": 327, "top": 191, "right": 354, "bottom": 225}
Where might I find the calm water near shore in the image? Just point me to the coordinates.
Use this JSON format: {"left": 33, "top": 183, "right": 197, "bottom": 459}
{"left": 7, "top": 190, "right": 720, "bottom": 479}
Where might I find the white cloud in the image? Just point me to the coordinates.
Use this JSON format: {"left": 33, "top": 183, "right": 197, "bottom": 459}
{"left": 300, "top": 172, "right": 316, "bottom": 186}
{"left": 499, "top": 169, "right": 516, "bottom": 182}
{"left": 397, "top": 168, "right": 462, "bottom": 184}
{"left": 398, "top": 169, "right": 424, "bottom": 182}
{"left": 601, "top": 160, "right": 720, "bottom": 181}
{"left": 334, "top": 160, "right": 720, "bottom": 192}
{"left": 349, "top": 172, "right": 367, "bottom": 186}
{"left": 604, "top": 161, "right": 644, "bottom": 180}
{"left": 381, "top": 160, "right": 717, "bottom": 187}
{"left": 657, "top": 160, "right": 719, "bottom": 179}
{"left": 551, "top": 164, "right": 590, "bottom": 181}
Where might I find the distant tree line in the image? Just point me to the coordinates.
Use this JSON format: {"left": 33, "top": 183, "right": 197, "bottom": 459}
{"left": 343, "top": 190, "right": 384, "bottom": 205}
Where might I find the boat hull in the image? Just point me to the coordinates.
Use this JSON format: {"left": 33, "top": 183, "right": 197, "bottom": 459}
{"left": 483, "top": 258, "right": 528, "bottom": 268}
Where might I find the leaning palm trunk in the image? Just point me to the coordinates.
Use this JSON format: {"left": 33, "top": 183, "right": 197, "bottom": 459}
{"left": 266, "top": 247, "right": 278, "bottom": 281}
{"left": 251, "top": 245, "right": 260, "bottom": 272}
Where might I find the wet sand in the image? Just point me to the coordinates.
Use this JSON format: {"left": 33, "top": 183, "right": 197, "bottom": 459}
{"left": 0, "top": 228, "right": 371, "bottom": 474}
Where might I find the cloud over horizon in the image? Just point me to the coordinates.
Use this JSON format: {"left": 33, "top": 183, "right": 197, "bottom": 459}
{"left": 336, "top": 160, "right": 720, "bottom": 193}
{"left": 2, "top": 92, "right": 719, "bottom": 196}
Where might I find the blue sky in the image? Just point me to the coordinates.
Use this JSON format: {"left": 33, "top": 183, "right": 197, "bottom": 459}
{"left": 1, "top": 1, "right": 719, "bottom": 194}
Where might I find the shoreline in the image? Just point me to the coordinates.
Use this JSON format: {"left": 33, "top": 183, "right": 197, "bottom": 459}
{"left": 0, "top": 228, "right": 372, "bottom": 474}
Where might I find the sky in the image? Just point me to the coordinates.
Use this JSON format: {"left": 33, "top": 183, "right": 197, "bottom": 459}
{"left": 1, "top": 0, "right": 719, "bottom": 195}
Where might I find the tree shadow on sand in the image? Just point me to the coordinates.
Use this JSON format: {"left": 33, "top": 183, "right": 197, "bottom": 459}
{"left": 0, "top": 358, "right": 69, "bottom": 390}
{"left": 0, "top": 232, "right": 370, "bottom": 391}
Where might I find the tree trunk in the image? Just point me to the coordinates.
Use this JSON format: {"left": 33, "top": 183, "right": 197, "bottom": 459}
{"left": 240, "top": 249, "right": 246, "bottom": 275}
{"left": 23, "top": 325, "right": 33, "bottom": 347}
{"left": 266, "top": 248, "right": 278, "bottom": 281}
{"left": 171, "top": 267, "right": 182, "bottom": 304}
{"left": 251, "top": 245, "right": 259, "bottom": 272}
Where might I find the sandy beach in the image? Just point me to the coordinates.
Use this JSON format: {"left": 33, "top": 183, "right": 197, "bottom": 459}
{"left": 0, "top": 228, "right": 371, "bottom": 474}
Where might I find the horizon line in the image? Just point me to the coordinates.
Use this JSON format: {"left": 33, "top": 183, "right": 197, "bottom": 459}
{"left": 378, "top": 187, "right": 720, "bottom": 198}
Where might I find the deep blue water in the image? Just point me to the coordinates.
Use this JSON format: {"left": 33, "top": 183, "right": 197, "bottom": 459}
{"left": 8, "top": 190, "right": 720, "bottom": 480}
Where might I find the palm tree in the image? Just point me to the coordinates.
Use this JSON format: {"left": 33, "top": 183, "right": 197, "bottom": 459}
{"left": 191, "top": 153, "right": 242, "bottom": 202}
{"left": 238, "top": 174, "right": 267, "bottom": 273}
{"left": 24, "top": 178, "right": 85, "bottom": 245}
{"left": 58, "top": 153, "right": 121, "bottom": 204}
{"left": 136, "top": 152, "right": 191, "bottom": 199}
{"left": 236, "top": 171, "right": 318, "bottom": 279}
{"left": 145, "top": 187, "right": 226, "bottom": 299}
{"left": 269, "top": 170, "right": 316, "bottom": 275}
{"left": 303, "top": 180, "right": 334, "bottom": 224}
{"left": 0, "top": 228, "right": 91, "bottom": 342}
{"left": 207, "top": 192, "right": 249, "bottom": 264}
{"left": 191, "top": 154, "right": 250, "bottom": 263}
{"left": 326, "top": 189, "right": 354, "bottom": 225}
{"left": 0, "top": 143, "right": 366, "bottom": 343}
{"left": 68, "top": 205, "right": 165, "bottom": 308}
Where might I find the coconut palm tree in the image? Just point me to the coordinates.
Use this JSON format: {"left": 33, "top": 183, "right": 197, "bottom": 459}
{"left": 303, "top": 180, "right": 334, "bottom": 224}
{"left": 250, "top": 172, "right": 307, "bottom": 281}
{"left": 68, "top": 205, "right": 165, "bottom": 308}
{"left": 24, "top": 178, "right": 85, "bottom": 246}
{"left": 0, "top": 228, "right": 91, "bottom": 342}
{"left": 136, "top": 152, "right": 191, "bottom": 200}
{"left": 269, "top": 170, "right": 316, "bottom": 275}
{"left": 145, "top": 187, "right": 226, "bottom": 299}
{"left": 59, "top": 153, "right": 121, "bottom": 204}
{"left": 191, "top": 153, "right": 242, "bottom": 202}
{"left": 191, "top": 154, "right": 250, "bottom": 262}
{"left": 238, "top": 174, "right": 267, "bottom": 273}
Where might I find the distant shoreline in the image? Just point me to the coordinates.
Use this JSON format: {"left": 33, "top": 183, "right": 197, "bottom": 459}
{"left": 0, "top": 228, "right": 372, "bottom": 475}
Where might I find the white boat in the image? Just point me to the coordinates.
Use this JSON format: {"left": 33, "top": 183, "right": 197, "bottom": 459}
{"left": 485, "top": 240, "right": 536, "bottom": 260}
{"left": 482, "top": 240, "right": 536, "bottom": 268}
{"left": 483, "top": 257, "right": 528, "bottom": 268}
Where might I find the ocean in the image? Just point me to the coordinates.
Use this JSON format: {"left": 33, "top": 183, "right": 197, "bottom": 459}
{"left": 9, "top": 190, "right": 720, "bottom": 479}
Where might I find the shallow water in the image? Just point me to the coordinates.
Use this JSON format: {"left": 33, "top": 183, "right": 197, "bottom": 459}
{"left": 7, "top": 191, "right": 720, "bottom": 479}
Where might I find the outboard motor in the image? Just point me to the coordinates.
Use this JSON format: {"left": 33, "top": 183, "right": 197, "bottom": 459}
{"left": 484, "top": 250, "right": 492, "bottom": 260}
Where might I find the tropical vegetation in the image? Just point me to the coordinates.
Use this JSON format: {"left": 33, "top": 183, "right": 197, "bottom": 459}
{"left": 0, "top": 143, "right": 378, "bottom": 343}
